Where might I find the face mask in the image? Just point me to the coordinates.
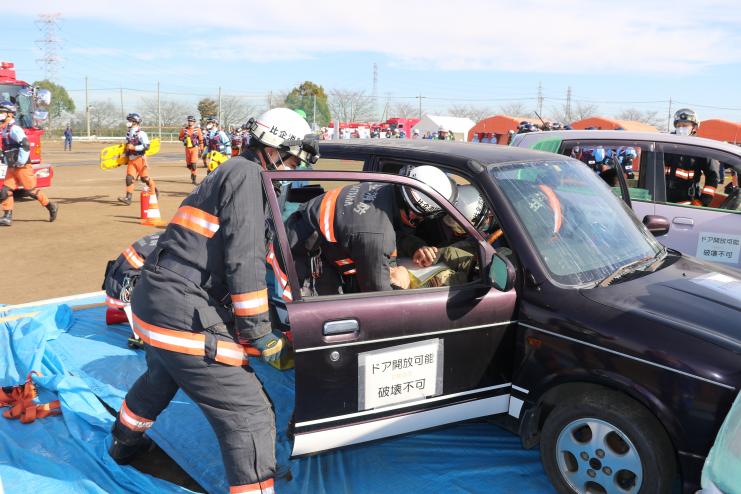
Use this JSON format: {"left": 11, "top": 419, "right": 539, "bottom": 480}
{"left": 0, "top": 113, "right": 6, "bottom": 121}
{"left": 126, "top": 121, "right": 133, "bottom": 128}
{"left": 206, "top": 124, "right": 213, "bottom": 130}
{"left": 676, "top": 126, "right": 691, "bottom": 136}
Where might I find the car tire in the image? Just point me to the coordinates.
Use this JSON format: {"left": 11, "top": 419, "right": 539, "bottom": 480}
{"left": 540, "top": 390, "right": 676, "bottom": 494}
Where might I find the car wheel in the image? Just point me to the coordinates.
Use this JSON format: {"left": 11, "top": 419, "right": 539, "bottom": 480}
{"left": 540, "top": 390, "right": 676, "bottom": 494}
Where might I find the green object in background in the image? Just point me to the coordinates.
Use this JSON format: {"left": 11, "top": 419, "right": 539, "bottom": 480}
{"left": 531, "top": 138, "right": 563, "bottom": 153}
{"left": 294, "top": 109, "right": 307, "bottom": 119}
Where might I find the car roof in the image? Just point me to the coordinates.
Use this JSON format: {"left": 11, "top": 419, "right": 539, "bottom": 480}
{"left": 513, "top": 130, "right": 741, "bottom": 155}
{"left": 318, "top": 139, "right": 563, "bottom": 169}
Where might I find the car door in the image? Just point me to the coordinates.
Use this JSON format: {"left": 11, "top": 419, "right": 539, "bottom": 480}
{"left": 262, "top": 169, "right": 518, "bottom": 457}
{"left": 656, "top": 142, "right": 741, "bottom": 270}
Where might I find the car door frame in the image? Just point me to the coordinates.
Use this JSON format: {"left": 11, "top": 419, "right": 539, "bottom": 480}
{"left": 261, "top": 169, "right": 519, "bottom": 457}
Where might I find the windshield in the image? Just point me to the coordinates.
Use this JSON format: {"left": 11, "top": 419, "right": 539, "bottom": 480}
{"left": 489, "top": 159, "right": 664, "bottom": 286}
{"left": 0, "top": 83, "right": 34, "bottom": 128}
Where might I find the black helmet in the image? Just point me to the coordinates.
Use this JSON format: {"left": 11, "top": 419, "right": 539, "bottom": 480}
{"left": 187, "top": 115, "right": 196, "bottom": 122}
{"left": 673, "top": 108, "right": 698, "bottom": 128}
{"left": 206, "top": 116, "right": 218, "bottom": 125}
{"left": 0, "top": 100, "right": 17, "bottom": 113}
{"left": 126, "top": 112, "right": 142, "bottom": 124}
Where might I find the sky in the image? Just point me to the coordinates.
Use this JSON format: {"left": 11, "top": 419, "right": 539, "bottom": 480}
{"left": 4, "top": 0, "right": 741, "bottom": 125}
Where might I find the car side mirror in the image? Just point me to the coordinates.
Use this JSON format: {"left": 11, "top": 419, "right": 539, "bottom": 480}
{"left": 488, "top": 253, "right": 515, "bottom": 292}
{"left": 35, "top": 89, "right": 51, "bottom": 107}
{"left": 643, "top": 215, "right": 670, "bottom": 236}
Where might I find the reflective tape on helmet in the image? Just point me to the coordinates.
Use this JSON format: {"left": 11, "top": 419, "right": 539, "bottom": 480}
{"left": 122, "top": 245, "right": 144, "bottom": 269}
{"left": 319, "top": 188, "right": 341, "bottom": 242}
{"left": 231, "top": 289, "right": 269, "bottom": 317}
{"left": 119, "top": 400, "right": 154, "bottom": 432}
{"left": 171, "top": 206, "right": 220, "bottom": 238}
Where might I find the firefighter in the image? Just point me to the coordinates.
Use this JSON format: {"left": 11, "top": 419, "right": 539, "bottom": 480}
{"left": 118, "top": 113, "right": 157, "bottom": 206}
{"left": 103, "top": 233, "right": 161, "bottom": 316}
{"left": 204, "top": 117, "right": 232, "bottom": 173}
{"left": 179, "top": 115, "right": 204, "bottom": 185}
{"left": 0, "top": 101, "right": 58, "bottom": 226}
{"left": 108, "top": 108, "right": 319, "bottom": 494}
{"left": 666, "top": 108, "right": 720, "bottom": 206}
{"left": 285, "top": 165, "right": 456, "bottom": 295}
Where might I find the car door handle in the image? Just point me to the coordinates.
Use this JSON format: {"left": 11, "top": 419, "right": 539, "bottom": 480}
{"left": 672, "top": 217, "right": 694, "bottom": 226}
{"left": 323, "top": 319, "right": 359, "bottom": 336}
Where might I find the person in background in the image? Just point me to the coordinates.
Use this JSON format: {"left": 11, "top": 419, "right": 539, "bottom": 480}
{"left": 118, "top": 113, "right": 156, "bottom": 205}
{"left": 179, "top": 116, "right": 204, "bottom": 185}
{"left": 63, "top": 125, "right": 73, "bottom": 151}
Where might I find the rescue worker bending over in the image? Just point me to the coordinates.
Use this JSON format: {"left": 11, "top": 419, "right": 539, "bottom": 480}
{"left": 179, "top": 115, "right": 204, "bottom": 185}
{"left": 108, "top": 108, "right": 319, "bottom": 494}
{"left": 0, "top": 101, "right": 58, "bottom": 226}
{"left": 118, "top": 113, "right": 157, "bottom": 205}
{"left": 666, "top": 109, "right": 720, "bottom": 206}
{"left": 102, "top": 233, "right": 161, "bottom": 317}
{"left": 285, "top": 165, "right": 456, "bottom": 295}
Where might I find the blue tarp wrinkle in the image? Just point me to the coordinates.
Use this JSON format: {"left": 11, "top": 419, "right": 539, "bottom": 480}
{"left": 1, "top": 301, "right": 555, "bottom": 494}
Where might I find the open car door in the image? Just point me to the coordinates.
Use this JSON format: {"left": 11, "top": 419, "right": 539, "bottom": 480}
{"left": 262, "top": 170, "right": 518, "bottom": 457}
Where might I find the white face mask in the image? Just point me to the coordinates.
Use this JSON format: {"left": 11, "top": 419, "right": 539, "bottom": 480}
{"left": 675, "top": 126, "right": 692, "bottom": 136}
{"left": 126, "top": 121, "right": 133, "bottom": 128}
{"left": 206, "top": 124, "right": 214, "bottom": 130}
{"left": 0, "top": 113, "right": 6, "bottom": 121}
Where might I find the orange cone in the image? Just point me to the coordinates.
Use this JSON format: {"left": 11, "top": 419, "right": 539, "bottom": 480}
{"left": 140, "top": 188, "right": 165, "bottom": 226}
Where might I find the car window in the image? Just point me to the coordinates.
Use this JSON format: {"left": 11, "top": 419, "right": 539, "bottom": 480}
{"left": 268, "top": 176, "right": 487, "bottom": 299}
{"left": 561, "top": 141, "right": 653, "bottom": 202}
{"left": 489, "top": 158, "right": 664, "bottom": 287}
{"left": 661, "top": 144, "right": 741, "bottom": 213}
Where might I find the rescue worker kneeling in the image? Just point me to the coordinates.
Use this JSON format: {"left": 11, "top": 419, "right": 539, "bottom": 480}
{"left": 285, "top": 165, "right": 456, "bottom": 295}
{"left": 108, "top": 108, "right": 318, "bottom": 494}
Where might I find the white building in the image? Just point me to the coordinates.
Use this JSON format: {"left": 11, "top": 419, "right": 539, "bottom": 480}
{"left": 412, "top": 115, "right": 476, "bottom": 142}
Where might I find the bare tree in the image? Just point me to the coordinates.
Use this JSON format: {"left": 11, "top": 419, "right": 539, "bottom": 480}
{"left": 549, "top": 101, "right": 600, "bottom": 123}
{"left": 328, "top": 89, "right": 376, "bottom": 122}
{"left": 447, "top": 104, "right": 493, "bottom": 122}
{"left": 389, "top": 101, "right": 418, "bottom": 118}
{"left": 220, "top": 95, "right": 259, "bottom": 130}
{"left": 572, "top": 102, "right": 600, "bottom": 121}
{"left": 139, "top": 97, "right": 192, "bottom": 127}
{"left": 616, "top": 108, "right": 662, "bottom": 128}
{"left": 498, "top": 102, "right": 529, "bottom": 117}
{"left": 73, "top": 100, "right": 119, "bottom": 135}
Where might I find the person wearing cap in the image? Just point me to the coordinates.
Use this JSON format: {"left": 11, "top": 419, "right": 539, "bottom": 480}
{"left": 179, "top": 115, "right": 204, "bottom": 185}
{"left": 412, "top": 128, "right": 421, "bottom": 139}
{"left": 0, "top": 100, "right": 58, "bottom": 226}
{"left": 118, "top": 113, "right": 156, "bottom": 206}
{"left": 203, "top": 117, "right": 231, "bottom": 174}
{"left": 108, "top": 108, "right": 319, "bottom": 494}
{"left": 436, "top": 126, "right": 452, "bottom": 141}
{"left": 666, "top": 108, "right": 721, "bottom": 206}
{"left": 284, "top": 164, "right": 456, "bottom": 295}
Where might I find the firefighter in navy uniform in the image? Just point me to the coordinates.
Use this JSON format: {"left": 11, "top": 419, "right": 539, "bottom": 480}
{"left": 665, "top": 108, "right": 720, "bottom": 206}
{"left": 0, "top": 101, "right": 58, "bottom": 226}
{"left": 285, "top": 165, "right": 456, "bottom": 295}
{"left": 108, "top": 108, "right": 318, "bottom": 494}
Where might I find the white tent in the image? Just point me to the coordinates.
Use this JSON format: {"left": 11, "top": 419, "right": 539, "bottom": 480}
{"left": 412, "top": 115, "right": 476, "bottom": 142}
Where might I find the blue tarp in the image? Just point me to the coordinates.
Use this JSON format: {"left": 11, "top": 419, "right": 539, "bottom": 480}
{"left": 0, "top": 299, "right": 554, "bottom": 493}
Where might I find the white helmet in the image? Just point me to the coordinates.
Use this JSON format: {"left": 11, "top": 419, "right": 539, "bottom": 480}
{"left": 399, "top": 165, "right": 457, "bottom": 217}
{"left": 246, "top": 108, "right": 319, "bottom": 164}
{"left": 443, "top": 184, "right": 492, "bottom": 234}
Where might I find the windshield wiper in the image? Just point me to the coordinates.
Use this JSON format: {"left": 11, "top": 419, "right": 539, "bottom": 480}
{"left": 598, "top": 254, "right": 655, "bottom": 287}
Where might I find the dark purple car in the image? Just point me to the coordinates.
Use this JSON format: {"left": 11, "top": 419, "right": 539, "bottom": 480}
{"left": 263, "top": 140, "right": 740, "bottom": 494}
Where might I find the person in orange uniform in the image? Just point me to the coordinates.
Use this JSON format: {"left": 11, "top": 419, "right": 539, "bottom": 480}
{"left": 0, "top": 101, "right": 58, "bottom": 226}
{"left": 118, "top": 113, "right": 157, "bottom": 205}
{"left": 179, "top": 115, "right": 204, "bottom": 185}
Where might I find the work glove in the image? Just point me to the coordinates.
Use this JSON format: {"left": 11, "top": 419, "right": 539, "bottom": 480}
{"left": 250, "top": 331, "right": 287, "bottom": 364}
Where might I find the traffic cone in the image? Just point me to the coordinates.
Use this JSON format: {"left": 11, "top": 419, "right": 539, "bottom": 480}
{"left": 140, "top": 188, "right": 165, "bottom": 226}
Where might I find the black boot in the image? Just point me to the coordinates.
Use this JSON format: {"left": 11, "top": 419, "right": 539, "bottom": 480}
{"left": 118, "top": 193, "right": 132, "bottom": 205}
{"left": 191, "top": 174, "right": 197, "bottom": 185}
{"left": 46, "top": 202, "right": 58, "bottom": 222}
{"left": 108, "top": 424, "right": 153, "bottom": 465}
{"left": 0, "top": 210, "right": 11, "bottom": 227}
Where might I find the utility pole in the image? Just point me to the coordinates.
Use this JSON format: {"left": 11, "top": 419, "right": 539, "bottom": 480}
{"left": 372, "top": 62, "right": 378, "bottom": 121}
{"left": 312, "top": 94, "right": 317, "bottom": 129}
{"left": 120, "top": 87, "right": 124, "bottom": 121}
{"left": 537, "top": 82, "right": 544, "bottom": 117}
{"left": 156, "top": 81, "right": 161, "bottom": 139}
{"left": 667, "top": 97, "right": 673, "bottom": 132}
{"left": 565, "top": 86, "right": 572, "bottom": 123}
{"left": 85, "top": 76, "right": 90, "bottom": 138}
{"left": 268, "top": 91, "right": 272, "bottom": 110}
{"left": 218, "top": 86, "right": 222, "bottom": 125}
{"left": 417, "top": 94, "right": 423, "bottom": 120}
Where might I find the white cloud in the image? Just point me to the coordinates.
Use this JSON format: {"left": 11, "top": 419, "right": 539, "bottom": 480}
{"left": 16, "top": 0, "right": 741, "bottom": 74}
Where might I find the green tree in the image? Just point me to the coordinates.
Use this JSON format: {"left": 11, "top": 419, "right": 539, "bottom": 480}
{"left": 284, "top": 81, "right": 330, "bottom": 127}
{"left": 33, "top": 80, "right": 75, "bottom": 119}
{"left": 197, "top": 98, "right": 218, "bottom": 124}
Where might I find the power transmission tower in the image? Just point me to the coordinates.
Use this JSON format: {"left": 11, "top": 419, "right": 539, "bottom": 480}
{"left": 372, "top": 63, "right": 378, "bottom": 121}
{"left": 565, "top": 86, "right": 573, "bottom": 122}
{"left": 35, "top": 13, "right": 63, "bottom": 81}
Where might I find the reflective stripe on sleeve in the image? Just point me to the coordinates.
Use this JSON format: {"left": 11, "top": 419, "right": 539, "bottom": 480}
{"left": 171, "top": 206, "right": 220, "bottom": 238}
{"left": 702, "top": 186, "right": 716, "bottom": 196}
{"left": 674, "top": 169, "right": 695, "bottom": 180}
{"left": 122, "top": 245, "right": 145, "bottom": 269}
{"left": 319, "top": 188, "right": 341, "bottom": 243}
{"left": 119, "top": 400, "right": 154, "bottom": 432}
{"left": 230, "top": 479, "right": 275, "bottom": 494}
{"left": 231, "top": 289, "right": 269, "bottom": 317}
{"left": 335, "top": 258, "right": 354, "bottom": 266}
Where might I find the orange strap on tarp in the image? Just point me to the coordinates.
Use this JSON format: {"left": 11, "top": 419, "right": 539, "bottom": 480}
{"left": 0, "top": 371, "right": 62, "bottom": 424}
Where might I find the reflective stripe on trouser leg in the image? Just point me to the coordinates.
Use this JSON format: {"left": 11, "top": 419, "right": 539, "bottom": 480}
{"left": 151, "top": 345, "right": 277, "bottom": 487}
{"left": 116, "top": 345, "right": 179, "bottom": 440}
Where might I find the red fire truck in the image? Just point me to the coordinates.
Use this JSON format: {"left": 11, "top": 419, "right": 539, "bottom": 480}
{"left": 0, "top": 61, "right": 54, "bottom": 190}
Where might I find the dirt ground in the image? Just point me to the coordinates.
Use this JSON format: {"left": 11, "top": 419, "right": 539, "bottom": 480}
{"left": 1, "top": 141, "right": 202, "bottom": 304}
